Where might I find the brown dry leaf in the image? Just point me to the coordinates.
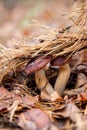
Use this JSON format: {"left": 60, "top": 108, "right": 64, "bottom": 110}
{"left": 0, "top": 101, "right": 9, "bottom": 112}
{"left": 0, "top": 86, "right": 13, "bottom": 99}
{"left": 70, "top": 50, "right": 87, "bottom": 71}
{"left": 77, "top": 92, "right": 87, "bottom": 101}
{"left": 0, "top": 87, "right": 21, "bottom": 112}
{"left": 0, "top": 87, "right": 21, "bottom": 101}
{"left": 18, "top": 108, "right": 52, "bottom": 130}
{"left": 22, "top": 95, "right": 38, "bottom": 107}
{"left": 75, "top": 73, "right": 87, "bottom": 88}
{"left": 0, "top": 86, "right": 38, "bottom": 113}
{"left": 0, "top": 87, "right": 14, "bottom": 111}
{"left": 56, "top": 102, "right": 80, "bottom": 118}
{"left": 64, "top": 83, "right": 87, "bottom": 96}
{"left": 56, "top": 102, "right": 87, "bottom": 130}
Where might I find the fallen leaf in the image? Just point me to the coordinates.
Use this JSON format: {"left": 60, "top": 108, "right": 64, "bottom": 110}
{"left": 75, "top": 73, "right": 87, "bottom": 88}
{"left": 18, "top": 108, "right": 52, "bottom": 130}
{"left": 0, "top": 87, "right": 14, "bottom": 111}
{"left": 78, "top": 92, "right": 87, "bottom": 101}
{"left": 22, "top": 95, "right": 38, "bottom": 107}
{"left": 56, "top": 102, "right": 87, "bottom": 130}
{"left": 0, "top": 87, "right": 21, "bottom": 112}
{"left": 0, "top": 86, "right": 13, "bottom": 99}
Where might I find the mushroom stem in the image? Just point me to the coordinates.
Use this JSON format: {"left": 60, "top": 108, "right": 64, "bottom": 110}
{"left": 54, "top": 63, "right": 70, "bottom": 96}
{"left": 35, "top": 68, "right": 54, "bottom": 95}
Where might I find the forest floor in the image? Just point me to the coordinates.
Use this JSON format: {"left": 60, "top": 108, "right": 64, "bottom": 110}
{"left": 0, "top": 0, "right": 87, "bottom": 130}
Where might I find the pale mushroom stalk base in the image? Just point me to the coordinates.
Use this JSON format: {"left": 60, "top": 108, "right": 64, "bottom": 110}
{"left": 54, "top": 63, "right": 70, "bottom": 96}
{"left": 35, "top": 68, "right": 60, "bottom": 101}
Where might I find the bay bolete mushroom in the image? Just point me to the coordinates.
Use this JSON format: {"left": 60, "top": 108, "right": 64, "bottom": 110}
{"left": 24, "top": 56, "right": 60, "bottom": 101}
{"left": 51, "top": 56, "right": 70, "bottom": 96}
{"left": 24, "top": 56, "right": 51, "bottom": 75}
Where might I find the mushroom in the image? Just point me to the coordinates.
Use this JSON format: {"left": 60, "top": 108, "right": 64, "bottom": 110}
{"left": 51, "top": 56, "right": 70, "bottom": 96}
{"left": 24, "top": 56, "right": 51, "bottom": 75}
{"left": 35, "top": 68, "right": 61, "bottom": 101}
{"left": 24, "top": 56, "right": 60, "bottom": 101}
{"left": 35, "top": 68, "right": 54, "bottom": 95}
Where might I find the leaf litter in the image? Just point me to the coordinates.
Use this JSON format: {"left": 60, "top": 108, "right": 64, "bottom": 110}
{"left": 0, "top": 0, "right": 87, "bottom": 130}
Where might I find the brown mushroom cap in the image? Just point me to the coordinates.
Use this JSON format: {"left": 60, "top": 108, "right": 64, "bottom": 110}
{"left": 24, "top": 56, "right": 51, "bottom": 74}
{"left": 51, "top": 56, "right": 66, "bottom": 66}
